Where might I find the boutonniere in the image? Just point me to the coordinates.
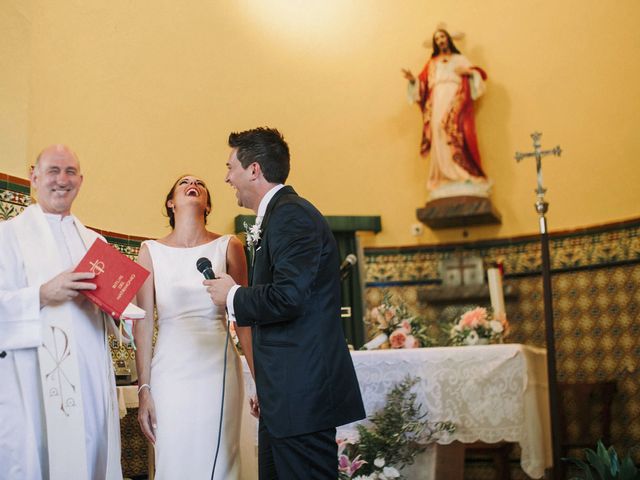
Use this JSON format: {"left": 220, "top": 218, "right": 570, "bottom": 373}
{"left": 243, "top": 220, "right": 261, "bottom": 265}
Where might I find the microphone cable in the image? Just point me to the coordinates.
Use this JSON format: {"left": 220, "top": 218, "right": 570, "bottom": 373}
{"left": 197, "top": 256, "right": 230, "bottom": 480}
{"left": 211, "top": 318, "right": 230, "bottom": 480}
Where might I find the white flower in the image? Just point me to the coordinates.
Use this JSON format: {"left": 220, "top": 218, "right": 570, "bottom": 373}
{"left": 465, "top": 330, "right": 479, "bottom": 345}
{"left": 243, "top": 220, "right": 262, "bottom": 265}
{"left": 374, "top": 457, "right": 385, "bottom": 468}
{"left": 245, "top": 221, "right": 261, "bottom": 247}
{"left": 382, "top": 466, "right": 400, "bottom": 478}
{"left": 489, "top": 320, "right": 504, "bottom": 333}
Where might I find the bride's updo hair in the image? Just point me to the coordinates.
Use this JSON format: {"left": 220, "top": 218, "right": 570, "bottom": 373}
{"left": 164, "top": 174, "right": 212, "bottom": 229}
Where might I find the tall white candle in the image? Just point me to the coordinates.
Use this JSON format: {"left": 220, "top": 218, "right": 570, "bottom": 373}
{"left": 487, "top": 268, "right": 506, "bottom": 317}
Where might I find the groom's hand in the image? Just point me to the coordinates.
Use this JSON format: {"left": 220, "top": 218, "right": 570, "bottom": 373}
{"left": 204, "top": 272, "right": 236, "bottom": 306}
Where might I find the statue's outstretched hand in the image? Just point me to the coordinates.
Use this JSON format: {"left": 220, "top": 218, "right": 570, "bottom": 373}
{"left": 401, "top": 68, "right": 415, "bottom": 82}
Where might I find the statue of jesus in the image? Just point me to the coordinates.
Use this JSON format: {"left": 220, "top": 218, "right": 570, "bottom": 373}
{"left": 403, "top": 29, "right": 489, "bottom": 197}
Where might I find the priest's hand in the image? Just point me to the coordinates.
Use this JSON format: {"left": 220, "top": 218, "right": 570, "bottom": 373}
{"left": 249, "top": 395, "right": 260, "bottom": 419}
{"left": 204, "top": 273, "right": 236, "bottom": 307}
{"left": 39, "top": 270, "right": 96, "bottom": 308}
{"left": 137, "top": 389, "right": 157, "bottom": 444}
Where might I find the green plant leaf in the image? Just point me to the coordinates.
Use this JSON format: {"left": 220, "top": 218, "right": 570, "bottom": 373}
{"left": 607, "top": 446, "right": 620, "bottom": 477}
{"left": 585, "top": 447, "right": 607, "bottom": 479}
{"left": 619, "top": 455, "right": 639, "bottom": 480}
{"left": 564, "top": 457, "right": 596, "bottom": 480}
{"left": 565, "top": 441, "right": 639, "bottom": 480}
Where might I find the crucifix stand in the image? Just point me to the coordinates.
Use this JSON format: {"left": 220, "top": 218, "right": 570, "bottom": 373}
{"left": 515, "top": 132, "right": 562, "bottom": 480}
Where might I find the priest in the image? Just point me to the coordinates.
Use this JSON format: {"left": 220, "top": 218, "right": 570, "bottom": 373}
{"left": 0, "top": 145, "right": 123, "bottom": 480}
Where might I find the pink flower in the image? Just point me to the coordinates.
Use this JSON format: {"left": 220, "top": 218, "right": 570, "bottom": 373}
{"left": 389, "top": 328, "right": 407, "bottom": 349}
{"left": 370, "top": 307, "right": 388, "bottom": 329}
{"left": 384, "top": 306, "right": 397, "bottom": 322}
{"left": 404, "top": 334, "right": 419, "bottom": 348}
{"left": 338, "top": 454, "right": 366, "bottom": 476}
{"left": 401, "top": 319, "right": 411, "bottom": 331}
{"left": 337, "top": 438, "right": 348, "bottom": 456}
{"left": 459, "top": 307, "right": 488, "bottom": 328}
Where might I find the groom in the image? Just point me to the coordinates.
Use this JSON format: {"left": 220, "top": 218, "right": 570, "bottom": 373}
{"left": 206, "top": 127, "right": 365, "bottom": 479}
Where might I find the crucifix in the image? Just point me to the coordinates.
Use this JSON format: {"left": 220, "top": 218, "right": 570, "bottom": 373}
{"left": 515, "top": 132, "right": 562, "bottom": 229}
{"left": 515, "top": 131, "right": 562, "bottom": 480}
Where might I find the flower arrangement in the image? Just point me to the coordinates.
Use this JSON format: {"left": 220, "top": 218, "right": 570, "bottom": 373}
{"left": 337, "top": 376, "right": 455, "bottom": 479}
{"left": 448, "top": 307, "right": 509, "bottom": 346}
{"left": 363, "top": 292, "right": 432, "bottom": 350}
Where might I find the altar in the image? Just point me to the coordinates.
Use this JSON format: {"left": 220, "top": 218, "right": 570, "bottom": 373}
{"left": 119, "top": 343, "right": 551, "bottom": 479}
{"left": 239, "top": 343, "right": 552, "bottom": 479}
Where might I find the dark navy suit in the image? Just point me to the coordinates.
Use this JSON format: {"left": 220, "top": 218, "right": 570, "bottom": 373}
{"left": 234, "top": 186, "right": 365, "bottom": 478}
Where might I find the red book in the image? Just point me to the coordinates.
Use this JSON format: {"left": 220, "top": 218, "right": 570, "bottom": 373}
{"left": 73, "top": 238, "right": 150, "bottom": 320}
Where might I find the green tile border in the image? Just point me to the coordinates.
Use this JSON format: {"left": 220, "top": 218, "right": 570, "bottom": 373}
{"left": 6, "top": 174, "right": 30, "bottom": 195}
{"left": 364, "top": 218, "right": 640, "bottom": 284}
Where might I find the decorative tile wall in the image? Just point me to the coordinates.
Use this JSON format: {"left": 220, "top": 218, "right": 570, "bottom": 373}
{"left": 364, "top": 220, "right": 640, "bottom": 476}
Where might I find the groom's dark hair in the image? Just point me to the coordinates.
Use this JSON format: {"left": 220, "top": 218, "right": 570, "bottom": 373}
{"left": 229, "top": 127, "right": 290, "bottom": 184}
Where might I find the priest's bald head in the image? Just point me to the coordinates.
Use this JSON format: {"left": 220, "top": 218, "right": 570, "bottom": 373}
{"left": 31, "top": 144, "right": 84, "bottom": 217}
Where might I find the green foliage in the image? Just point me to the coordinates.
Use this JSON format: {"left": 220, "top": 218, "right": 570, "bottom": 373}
{"left": 563, "top": 440, "right": 640, "bottom": 480}
{"left": 344, "top": 376, "right": 455, "bottom": 477}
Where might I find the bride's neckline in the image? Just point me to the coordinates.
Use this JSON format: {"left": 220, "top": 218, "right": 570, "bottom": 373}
{"left": 154, "top": 235, "right": 221, "bottom": 249}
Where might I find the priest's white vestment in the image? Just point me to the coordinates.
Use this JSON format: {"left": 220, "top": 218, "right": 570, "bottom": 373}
{"left": 0, "top": 204, "right": 123, "bottom": 480}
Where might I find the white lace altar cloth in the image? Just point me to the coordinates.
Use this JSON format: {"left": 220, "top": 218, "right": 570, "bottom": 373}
{"left": 340, "top": 344, "right": 551, "bottom": 478}
{"left": 239, "top": 343, "right": 551, "bottom": 479}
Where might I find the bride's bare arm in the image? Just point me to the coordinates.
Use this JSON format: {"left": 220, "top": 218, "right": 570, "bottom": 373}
{"left": 133, "top": 243, "right": 157, "bottom": 444}
{"left": 226, "top": 236, "right": 255, "bottom": 380}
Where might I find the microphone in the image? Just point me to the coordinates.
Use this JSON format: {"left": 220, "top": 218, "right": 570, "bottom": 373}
{"left": 196, "top": 257, "right": 216, "bottom": 280}
{"left": 340, "top": 254, "right": 357, "bottom": 280}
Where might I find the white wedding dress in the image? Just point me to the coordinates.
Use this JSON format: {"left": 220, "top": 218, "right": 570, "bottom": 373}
{"left": 145, "top": 235, "right": 243, "bottom": 479}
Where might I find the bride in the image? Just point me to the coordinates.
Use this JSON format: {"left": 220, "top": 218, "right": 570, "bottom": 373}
{"left": 134, "top": 174, "right": 254, "bottom": 479}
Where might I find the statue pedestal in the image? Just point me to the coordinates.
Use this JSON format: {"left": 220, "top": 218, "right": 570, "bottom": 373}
{"left": 417, "top": 196, "right": 501, "bottom": 229}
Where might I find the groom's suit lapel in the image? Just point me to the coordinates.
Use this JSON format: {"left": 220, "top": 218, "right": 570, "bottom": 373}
{"left": 259, "top": 185, "right": 296, "bottom": 238}
{"left": 249, "top": 185, "right": 297, "bottom": 286}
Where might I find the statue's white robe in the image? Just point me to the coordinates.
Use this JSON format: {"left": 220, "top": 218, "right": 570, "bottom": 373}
{"left": 0, "top": 205, "right": 122, "bottom": 480}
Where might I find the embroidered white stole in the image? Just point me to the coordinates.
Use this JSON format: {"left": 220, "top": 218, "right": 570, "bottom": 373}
{"left": 13, "top": 205, "right": 102, "bottom": 479}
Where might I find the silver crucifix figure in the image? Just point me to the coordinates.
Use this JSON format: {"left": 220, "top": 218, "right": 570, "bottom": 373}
{"left": 515, "top": 132, "right": 561, "bottom": 218}
{"left": 516, "top": 132, "right": 562, "bottom": 197}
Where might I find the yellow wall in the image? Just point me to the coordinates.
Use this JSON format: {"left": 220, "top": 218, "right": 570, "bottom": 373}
{"left": 2, "top": 0, "right": 640, "bottom": 246}
{"left": 0, "top": 1, "right": 31, "bottom": 177}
